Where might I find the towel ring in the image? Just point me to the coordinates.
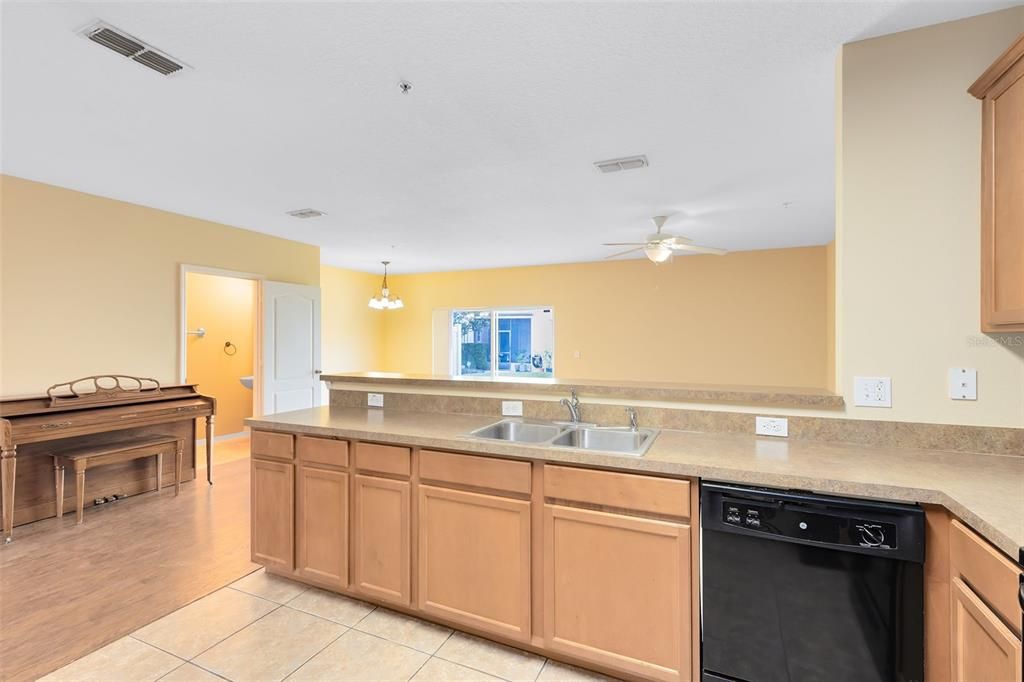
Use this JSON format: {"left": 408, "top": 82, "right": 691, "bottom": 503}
{"left": 223, "top": 341, "right": 237, "bottom": 356}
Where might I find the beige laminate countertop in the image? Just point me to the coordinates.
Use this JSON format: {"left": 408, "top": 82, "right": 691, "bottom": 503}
{"left": 321, "top": 372, "right": 845, "bottom": 409}
{"left": 246, "top": 406, "right": 1024, "bottom": 563}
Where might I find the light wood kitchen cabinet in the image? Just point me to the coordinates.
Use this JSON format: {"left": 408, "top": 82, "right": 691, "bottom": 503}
{"left": 970, "top": 33, "right": 1024, "bottom": 332}
{"left": 951, "top": 577, "right": 1022, "bottom": 682}
{"left": 352, "top": 473, "right": 411, "bottom": 606}
{"left": 543, "top": 503, "right": 692, "bottom": 682}
{"left": 925, "top": 509, "right": 1023, "bottom": 682}
{"left": 296, "top": 465, "right": 348, "bottom": 588}
{"left": 417, "top": 484, "right": 532, "bottom": 641}
{"left": 250, "top": 456, "right": 294, "bottom": 571}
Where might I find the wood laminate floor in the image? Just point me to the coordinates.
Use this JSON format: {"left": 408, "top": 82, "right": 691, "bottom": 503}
{"left": 0, "top": 455, "right": 258, "bottom": 681}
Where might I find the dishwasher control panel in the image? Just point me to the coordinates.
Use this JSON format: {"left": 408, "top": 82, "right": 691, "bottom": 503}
{"left": 720, "top": 500, "right": 900, "bottom": 550}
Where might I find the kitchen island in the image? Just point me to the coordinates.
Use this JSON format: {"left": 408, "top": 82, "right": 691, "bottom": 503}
{"left": 246, "top": 406, "right": 1024, "bottom": 681}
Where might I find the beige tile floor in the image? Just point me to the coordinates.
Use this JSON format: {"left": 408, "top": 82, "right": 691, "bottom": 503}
{"left": 43, "top": 568, "right": 618, "bottom": 682}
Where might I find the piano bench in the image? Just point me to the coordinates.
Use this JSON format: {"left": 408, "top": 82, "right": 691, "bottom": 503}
{"left": 51, "top": 435, "right": 184, "bottom": 524}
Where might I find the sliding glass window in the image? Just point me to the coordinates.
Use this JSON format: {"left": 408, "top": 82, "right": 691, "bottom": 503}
{"left": 450, "top": 308, "right": 554, "bottom": 378}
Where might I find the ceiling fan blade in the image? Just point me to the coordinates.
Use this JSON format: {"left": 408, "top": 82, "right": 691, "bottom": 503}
{"left": 604, "top": 247, "right": 644, "bottom": 259}
{"left": 602, "top": 242, "right": 646, "bottom": 247}
{"left": 668, "top": 243, "right": 728, "bottom": 255}
{"left": 660, "top": 235, "right": 693, "bottom": 246}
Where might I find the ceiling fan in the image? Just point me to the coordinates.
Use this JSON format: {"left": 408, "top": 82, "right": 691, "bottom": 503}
{"left": 603, "top": 215, "right": 727, "bottom": 263}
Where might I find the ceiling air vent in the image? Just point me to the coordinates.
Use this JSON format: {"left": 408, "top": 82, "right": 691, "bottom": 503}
{"left": 286, "top": 209, "right": 327, "bottom": 219}
{"left": 80, "top": 21, "right": 189, "bottom": 76}
{"left": 593, "top": 155, "right": 649, "bottom": 174}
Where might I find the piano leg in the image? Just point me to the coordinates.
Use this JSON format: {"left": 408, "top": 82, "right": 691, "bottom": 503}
{"left": 205, "top": 415, "right": 215, "bottom": 485}
{"left": 2, "top": 444, "right": 16, "bottom": 543}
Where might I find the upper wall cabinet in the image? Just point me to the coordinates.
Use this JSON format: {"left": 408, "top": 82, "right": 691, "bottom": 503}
{"left": 970, "top": 33, "right": 1024, "bottom": 332}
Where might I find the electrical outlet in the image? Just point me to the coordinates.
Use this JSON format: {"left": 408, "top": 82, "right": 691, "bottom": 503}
{"left": 854, "top": 377, "right": 892, "bottom": 407}
{"left": 367, "top": 393, "right": 384, "bottom": 408}
{"left": 755, "top": 416, "right": 789, "bottom": 437}
{"left": 948, "top": 368, "right": 978, "bottom": 400}
{"left": 502, "top": 400, "right": 524, "bottom": 417}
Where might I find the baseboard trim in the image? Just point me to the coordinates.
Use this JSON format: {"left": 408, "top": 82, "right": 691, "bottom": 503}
{"left": 196, "top": 431, "right": 248, "bottom": 446}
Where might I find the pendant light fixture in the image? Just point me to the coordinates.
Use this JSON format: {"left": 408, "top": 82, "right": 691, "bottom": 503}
{"left": 368, "top": 260, "right": 404, "bottom": 310}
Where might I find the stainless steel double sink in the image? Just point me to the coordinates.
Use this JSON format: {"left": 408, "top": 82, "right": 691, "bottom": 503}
{"left": 466, "top": 419, "right": 658, "bottom": 456}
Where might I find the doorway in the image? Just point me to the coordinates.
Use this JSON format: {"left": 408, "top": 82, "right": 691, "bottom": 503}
{"left": 180, "top": 267, "right": 260, "bottom": 470}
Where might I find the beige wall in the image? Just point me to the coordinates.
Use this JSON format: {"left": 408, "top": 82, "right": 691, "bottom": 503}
{"left": 185, "top": 273, "right": 256, "bottom": 435}
{"left": 0, "top": 175, "right": 320, "bottom": 397}
{"left": 373, "top": 247, "right": 832, "bottom": 388}
{"left": 321, "top": 265, "right": 386, "bottom": 374}
{"left": 838, "top": 7, "right": 1024, "bottom": 428}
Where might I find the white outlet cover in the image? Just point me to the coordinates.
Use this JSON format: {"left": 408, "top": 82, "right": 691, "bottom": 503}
{"left": 948, "top": 368, "right": 978, "bottom": 400}
{"left": 367, "top": 392, "right": 384, "bottom": 408}
{"left": 502, "top": 400, "right": 524, "bottom": 416}
{"left": 854, "top": 376, "right": 892, "bottom": 407}
{"left": 755, "top": 416, "right": 789, "bottom": 437}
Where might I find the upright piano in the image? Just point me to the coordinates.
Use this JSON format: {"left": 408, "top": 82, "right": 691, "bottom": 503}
{"left": 0, "top": 375, "right": 216, "bottom": 542}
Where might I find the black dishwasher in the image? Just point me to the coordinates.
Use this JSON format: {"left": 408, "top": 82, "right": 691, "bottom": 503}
{"left": 701, "top": 482, "right": 925, "bottom": 682}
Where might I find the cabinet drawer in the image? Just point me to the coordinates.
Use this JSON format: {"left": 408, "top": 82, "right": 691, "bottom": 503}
{"left": 297, "top": 435, "right": 349, "bottom": 468}
{"left": 420, "top": 450, "right": 531, "bottom": 496}
{"left": 355, "top": 443, "right": 411, "bottom": 478}
{"left": 544, "top": 465, "right": 690, "bottom": 520}
{"left": 251, "top": 430, "right": 295, "bottom": 461}
{"left": 950, "top": 519, "right": 1023, "bottom": 636}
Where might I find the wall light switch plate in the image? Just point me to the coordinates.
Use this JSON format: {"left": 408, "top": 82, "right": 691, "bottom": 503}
{"left": 948, "top": 368, "right": 977, "bottom": 400}
{"left": 854, "top": 377, "right": 892, "bottom": 407}
{"left": 755, "top": 416, "right": 789, "bottom": 437}
{"left": 502, "top": 400, "right": 524, "bottom": 417}
{"left": 367, "top": 393, "right": 384, "bottom": 408}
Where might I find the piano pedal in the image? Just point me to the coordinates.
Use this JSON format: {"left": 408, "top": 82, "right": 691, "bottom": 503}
{"left": 93, "top": 497, "right": 106, "bottom": 506}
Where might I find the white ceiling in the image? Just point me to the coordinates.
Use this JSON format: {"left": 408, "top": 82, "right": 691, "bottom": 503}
{"left": 2, "top": 1, "right": 1016, "bottom": 273}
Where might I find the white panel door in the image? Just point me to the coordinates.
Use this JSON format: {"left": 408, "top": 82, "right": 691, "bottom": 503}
{"left": 261, "top": 281, "right": 322, "bottom": 415}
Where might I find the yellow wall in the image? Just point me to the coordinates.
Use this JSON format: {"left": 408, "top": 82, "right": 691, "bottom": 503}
{"left": 825, "top": 241, "right": 836, "bottom": 392}
{"left": 185, "top": 273, "right": 255, "bottom": 435}
{"left": 376, "top": 246, "right": 831, "bottom": 388}
{"left": 321, "top": 265, "right": 386, "bottom": 374}
{"left": 838, "top": 7, "right": 1024, "bottom": 427}
{"left": 0, "top": 175, "right": 320, "bottom": 397}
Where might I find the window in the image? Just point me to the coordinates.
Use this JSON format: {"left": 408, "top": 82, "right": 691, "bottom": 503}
{"left": 451, "top": 308, "right": 554, "bottom": 378}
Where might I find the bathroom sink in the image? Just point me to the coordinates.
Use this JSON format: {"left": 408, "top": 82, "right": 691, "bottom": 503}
{"left": 469, "top": 420, "right": 562, "bottom": 443}
{"left": 550, "top": 427, "right": 658, "bottom": 456}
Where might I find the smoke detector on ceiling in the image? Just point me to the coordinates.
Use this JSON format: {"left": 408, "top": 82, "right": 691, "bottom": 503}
{"left": 593, "top": 155, "right": 649, "bottom": 174}
{"left": 286, "top": 208, "right": 327, "bottom": 219}
{"left": 79, "top": 21, "right": 190, "bottom": 76}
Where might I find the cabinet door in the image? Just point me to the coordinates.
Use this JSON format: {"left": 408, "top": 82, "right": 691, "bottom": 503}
{"left": 418, "top": 485, "right": 531, "bottom": 641}
{"left": 353, "top": 474, "right": 410, "bottom": 606}
{"left": 977, "top": 39, "right": 1024, "bottom": 331}
{"left": 251, "top": 458, "right": 294, "bottom": 571}
{"left": 950, "top": 577, "right": 1024, "bottom": 679}
{"left": 296, "top": 465, "right": 348, "bottom": 589}
{"left": 951, "top": 577, "right": 1022, "bottom": 682}
{"left": 544, "top": 504, "right": 691, "bottom": 682}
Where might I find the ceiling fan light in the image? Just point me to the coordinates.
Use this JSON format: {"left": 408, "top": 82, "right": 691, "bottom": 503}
{"left": 644, "top": 242, "right": 672, "bottom": 263}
